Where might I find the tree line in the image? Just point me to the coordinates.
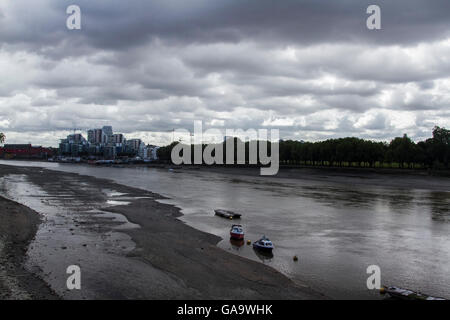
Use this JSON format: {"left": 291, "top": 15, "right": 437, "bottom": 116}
{"left": 278, "top": 126, "right": 449, "bottom": 169}
{"left": 158, "top": 126, "right": 450, "bottom": 170}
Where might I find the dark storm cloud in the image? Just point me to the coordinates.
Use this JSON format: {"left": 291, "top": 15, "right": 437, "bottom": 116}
{"left": 2, "top": 0, "right": 450, "bottom": 51}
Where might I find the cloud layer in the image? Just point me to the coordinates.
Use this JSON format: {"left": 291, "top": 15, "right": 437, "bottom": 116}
{"left": 0, "top": 0, "right": 449, "bottom": 146}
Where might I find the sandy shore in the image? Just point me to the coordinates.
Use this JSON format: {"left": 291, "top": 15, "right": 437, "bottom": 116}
{"left": 0, "top": 165, "right": 324, "bottom": 299}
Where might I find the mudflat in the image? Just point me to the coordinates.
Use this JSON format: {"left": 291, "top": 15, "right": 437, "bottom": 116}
{"left": 0, "top": 195, "right": 57, "bottom": 299}
{"left": 0, "top": 164, "right": 324, "bottom": 299}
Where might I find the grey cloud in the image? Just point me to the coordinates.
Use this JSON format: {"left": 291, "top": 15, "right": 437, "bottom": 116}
{"left": 0, "top": 1, "right": 449, "bottom": 145}
{"left": 2, "top": 0, "right": 450, "bottom": 54}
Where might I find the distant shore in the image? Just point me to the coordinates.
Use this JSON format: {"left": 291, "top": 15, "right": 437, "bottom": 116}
{"left": 0, "top": 164, "right": 325, "bottom": 299}
{"left": 3, "top": 157, "right": 450, "bottom": 177}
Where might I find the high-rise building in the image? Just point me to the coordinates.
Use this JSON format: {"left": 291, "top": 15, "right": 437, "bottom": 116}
{"left": 102, "top": 126, "right": 113, "bottom": 137}
{"left": 67, "top": 134, "right": 86, "bottom": 144}
{"left": 143, "top": 145, "right": 159, "bottom": 160}
{"left": 87, "top": 130, "right": 95, "bottom": 144}
{"left": 126, "top": 139, "right": 142, "bottom": 151}
{"left": 87, "top": 128, "right": 108, "bottom": 144}
{"left": 59, "top": 133, "right": 88, "bottom": 156}
{"left": 103, "top": 144, "right": 116, "bottom": 159}
{"left": 110, "top": 133, "right": 125, "bottom": 144}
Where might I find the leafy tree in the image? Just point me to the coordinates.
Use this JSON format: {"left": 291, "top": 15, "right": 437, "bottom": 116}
{"left": 157, "top": 126, "right": 449, "bottom": 169}
{"left": 157, "top": 141, "right": 179, "bottom": 161}
{"left": 432, "top": 126, "right": 450, "bottom": 145}
{"left": 429, "top": 126, "right": 450, "bottom": 167}
{"left": 387, "top": 134, "right": 416, "bottom": 167}
{"left": 0, "top": 133, "right": 5, "bottom": 144}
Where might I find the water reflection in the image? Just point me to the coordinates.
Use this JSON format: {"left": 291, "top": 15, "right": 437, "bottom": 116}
{"left": 229, "top": 238, "right": 245, "bottom": 250}
{"left": 253, "top": 248, "right": 274, "bottom": 263}
{"left": 429, "top": 191, "right": 450, "bottom": 222}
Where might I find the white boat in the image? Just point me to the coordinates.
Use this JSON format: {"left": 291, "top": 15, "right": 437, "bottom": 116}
{"left": 230, "top": 224, "right": 244, "bottom": 240}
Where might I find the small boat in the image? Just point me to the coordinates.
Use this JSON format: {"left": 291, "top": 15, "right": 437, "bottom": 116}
{"left": 230, "top": 224, "right": 244, "bottom": 240}
{"left": 214, "top": 209, "right": 242, "bottom": 219}
{"left": 381, "top": 286, "right": 446, "bottom": 300}
{"left": 253, "top": 236, "right": 274, "bottom": 253}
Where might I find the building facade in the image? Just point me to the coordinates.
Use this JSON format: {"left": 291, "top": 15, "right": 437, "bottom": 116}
{"left": 0, "top": 144, "right": 53, "bottom": 159}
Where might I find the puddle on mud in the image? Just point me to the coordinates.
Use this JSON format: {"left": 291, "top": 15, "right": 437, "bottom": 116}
{"left": 103, "top": 190, "right": 128, "bottom": 198}
{"left": 105, "top": 200, "right": 131, "bottom": 206}
{"left": 0, "top": 174, "right": 183, "bottom": 299}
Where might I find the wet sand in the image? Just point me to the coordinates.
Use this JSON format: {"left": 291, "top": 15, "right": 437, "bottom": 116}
{"left": 0, "top": 165, "right": 324, "bottom": 299}
{"left": 0, "top": 195, "right": 57, "bottom": 299}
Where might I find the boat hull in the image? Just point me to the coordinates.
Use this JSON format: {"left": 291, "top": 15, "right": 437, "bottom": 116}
{"left": 252, "top": 244, "right": 273, "bottom": 252}
{"left": 215, "top": 209, "right": 242, "bottom": 219}
{"left": 230, "top": 232, "right": 244, "bottom": 240}
{"left": 383, "top": 286, "right": 446, "bottom": 300}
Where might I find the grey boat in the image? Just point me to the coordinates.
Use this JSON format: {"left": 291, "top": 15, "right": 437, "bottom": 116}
{"left": 214, "top": 209, "right": 242, "bottom": 219}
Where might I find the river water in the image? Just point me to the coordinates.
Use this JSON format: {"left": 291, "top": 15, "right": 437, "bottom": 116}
{"left": 1, "top": 160, "right": 449, "bottom": 299}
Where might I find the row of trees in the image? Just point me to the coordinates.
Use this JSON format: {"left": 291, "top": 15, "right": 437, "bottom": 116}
{"left": 158, "top": 126, "right": 450, "bottom": 169}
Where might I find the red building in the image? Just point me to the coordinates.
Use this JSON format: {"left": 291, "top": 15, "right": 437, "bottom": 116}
{"left": 0, "top": 144, "right": 53, "bottom": 159}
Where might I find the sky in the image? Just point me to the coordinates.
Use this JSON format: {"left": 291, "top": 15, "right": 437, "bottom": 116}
{"left": 0, "top": 0, "right": 449, "bottom": 147}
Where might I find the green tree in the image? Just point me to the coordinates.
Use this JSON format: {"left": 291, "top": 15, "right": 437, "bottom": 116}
{"left": 157, "top": 141, "right": 179, "bottom": 161}
{"left": 387, "top": 134, "right": 416, "bottom": 167}
{"left": 429, "top": 126, "right": 450, "bottom": 168}
{"left": 0, "top": 133, "right": 5, "bottom": 143}
{"left": 432, "top": 126, "right": 450, "bottom": 145}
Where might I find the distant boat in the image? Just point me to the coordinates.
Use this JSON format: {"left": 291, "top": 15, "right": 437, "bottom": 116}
{"left": 95, "top": 160, "right": 114, "bottom": 165}
{"left": 253, "top": 236, "right": 274, "bottom": 253}
{"left": 230, "top": 224, "right": 244, "bottom": 240}
{"left": 381, "top": 286, "right": 446, "bottom": 300}
{"left": 214, "top": 209, "right": 242, "bottom": 219}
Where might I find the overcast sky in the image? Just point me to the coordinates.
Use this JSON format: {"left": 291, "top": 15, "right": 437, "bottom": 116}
{"left": 1, "top": 0, "right": 449, "bottom": 146}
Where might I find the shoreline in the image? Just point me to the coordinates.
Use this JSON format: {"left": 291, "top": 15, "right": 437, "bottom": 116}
{"left": 0, "top": 164, "right": 325, "bottom": 299}
{"left": 4, "top": 158, "right": 450, "bottom": 176}
{"left": 0, "top": 195, "right": 58, "bottom": 299}
{"left": 2, "top": 159, "right": 449, "bottom": 192}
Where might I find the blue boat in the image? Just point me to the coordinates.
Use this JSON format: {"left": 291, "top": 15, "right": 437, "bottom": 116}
{"left": 253, "top": 236, "right": 274, "bottom": 253}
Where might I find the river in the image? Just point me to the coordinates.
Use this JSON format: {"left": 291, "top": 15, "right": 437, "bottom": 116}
{"left": 0, "top": 160, "right": 449, "bottom": 299}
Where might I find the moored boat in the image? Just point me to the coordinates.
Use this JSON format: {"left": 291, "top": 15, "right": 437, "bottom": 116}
{"left": 381, "top": 286, "right": 446, "bottom": 300}
{"left": 253, "top": 236, "right": 274, "bottom": 253}
{"left": 214, "top": 209, "right": 242, "bottom": 219}
{"left": 230, "top": 224, "right": 244, "bottom": 240}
